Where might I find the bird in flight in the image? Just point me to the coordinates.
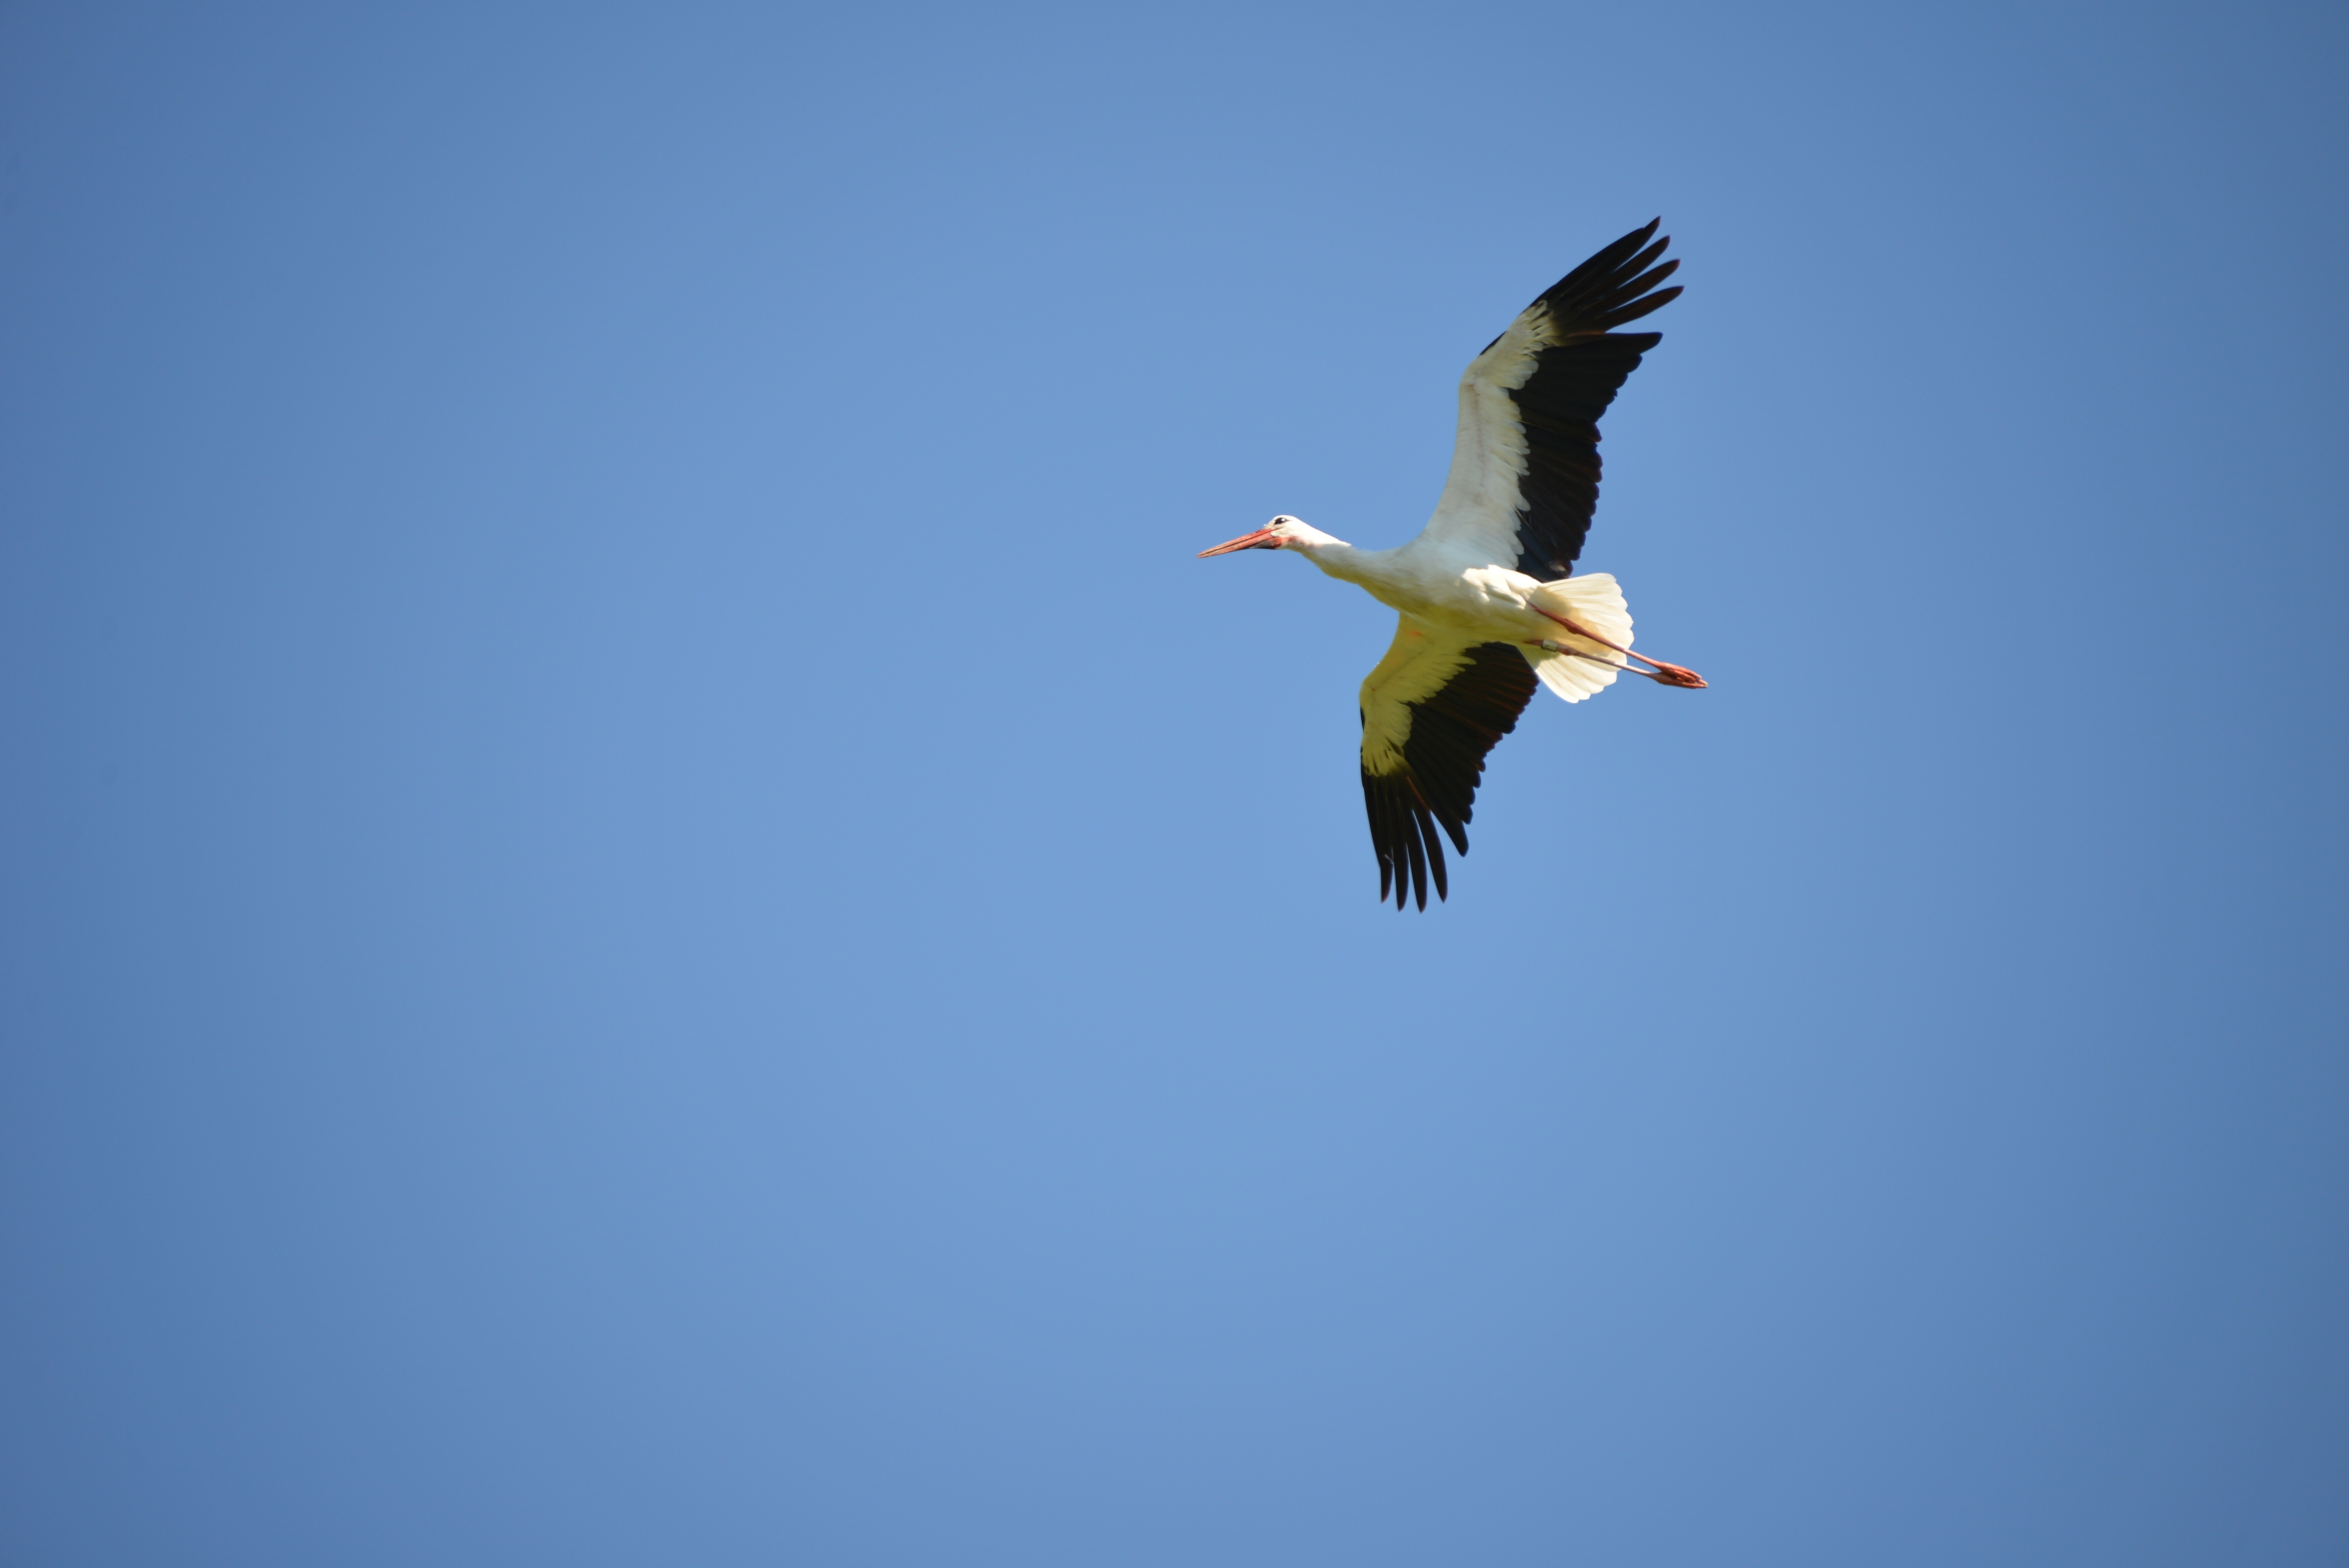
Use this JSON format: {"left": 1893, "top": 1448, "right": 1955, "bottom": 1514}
{"left": 1198, "top": 219, "right": 1704, "bottom": 911}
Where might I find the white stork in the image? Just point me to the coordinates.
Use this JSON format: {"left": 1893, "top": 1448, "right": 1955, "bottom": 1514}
{"left": 1199, "top": 219, "right": 1705, "bottom": 911}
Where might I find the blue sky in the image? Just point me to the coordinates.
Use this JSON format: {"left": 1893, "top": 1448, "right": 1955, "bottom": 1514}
{"left": 2, "top": 2, "right": 2344, "bottom": 1563}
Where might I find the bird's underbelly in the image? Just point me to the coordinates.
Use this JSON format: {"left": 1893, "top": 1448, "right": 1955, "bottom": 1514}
{"left": 1363, "top": 568, "right": 1551, "bottom": 644}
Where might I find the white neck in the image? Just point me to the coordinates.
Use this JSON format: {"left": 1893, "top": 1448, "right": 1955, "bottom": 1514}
{"left": 1283, "top": 530, "right": 1397, "bottom": 591}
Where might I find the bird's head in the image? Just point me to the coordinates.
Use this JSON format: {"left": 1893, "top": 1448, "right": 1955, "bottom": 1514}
{"left": 1196, "top": 515, "right": 1337, "bottom": 556}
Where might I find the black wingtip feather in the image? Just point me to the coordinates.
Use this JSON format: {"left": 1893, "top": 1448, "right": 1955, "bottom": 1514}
{"left": 1401, "top": 802, "right": 1429, "bottom": 911}
{"left": 1421, "top": 809, "right": 1449, "bottom": 902}
{"left": 1592, "top": 283, "right": 1682, "bottom": 332}
{"left": 1437, "top": 809, "right": 1469, "bottom": 858}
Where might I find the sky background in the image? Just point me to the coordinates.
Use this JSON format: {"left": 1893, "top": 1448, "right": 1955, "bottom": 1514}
{"left": 2, "top": 2, "right": 2345, "bottom": 1563}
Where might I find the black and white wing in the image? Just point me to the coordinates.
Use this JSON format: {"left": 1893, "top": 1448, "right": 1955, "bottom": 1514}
{"left": 1422, "top": 220, "right": 1682, "bottom": 579}
{"left": 1358, "top": 623, "right": 1540, "bottom": 911}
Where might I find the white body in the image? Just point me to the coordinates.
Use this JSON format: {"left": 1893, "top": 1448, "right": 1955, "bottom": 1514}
{"left": 1275, "top": 526, "right": 1634, "bottom": 706}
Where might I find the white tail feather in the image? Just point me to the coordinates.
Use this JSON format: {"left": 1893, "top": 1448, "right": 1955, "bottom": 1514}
{"left": 1524, "top": 572, "right": 1633, "bottom": 704}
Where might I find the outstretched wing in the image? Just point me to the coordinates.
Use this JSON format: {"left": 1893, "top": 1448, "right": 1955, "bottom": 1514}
{"left": 1359, "top": 622, "right": 1540, "bottom": 911}
{"left": 1420, "top": 220, "right": 1682, "bottom": 579}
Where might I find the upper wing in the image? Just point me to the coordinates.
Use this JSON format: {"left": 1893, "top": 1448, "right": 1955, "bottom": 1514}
{"left": 1420, "top": 220, "right": 1682, "bottom": 579}
{"left": 1359, "top": 622, "right": 1540, "bottom": 911}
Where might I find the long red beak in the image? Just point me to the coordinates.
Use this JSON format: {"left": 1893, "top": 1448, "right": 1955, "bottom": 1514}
{"left": 1197, "top": 527, "right": 1282, "bottom": 558}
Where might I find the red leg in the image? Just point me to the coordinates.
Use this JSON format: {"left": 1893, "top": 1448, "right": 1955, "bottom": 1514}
{"left": 1529, "top": 609, "right": 1708, "bottom": 690}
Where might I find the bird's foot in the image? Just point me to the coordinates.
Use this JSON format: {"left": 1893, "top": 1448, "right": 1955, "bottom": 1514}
{"left": 1637, "top": 660, "right": 1707, "bottom": 689}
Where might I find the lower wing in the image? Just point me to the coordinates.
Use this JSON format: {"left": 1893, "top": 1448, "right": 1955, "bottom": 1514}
{"left": 1359, "top": 621, "right": 1540, "bottom": 911}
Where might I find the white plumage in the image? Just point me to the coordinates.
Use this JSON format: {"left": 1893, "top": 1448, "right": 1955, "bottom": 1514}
{"left": 1199, "top": 220, "right": 1706, "bottom": 909}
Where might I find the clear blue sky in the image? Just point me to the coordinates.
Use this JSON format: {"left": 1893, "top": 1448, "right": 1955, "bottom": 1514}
{"left": 2, "top": 2, "right": 2344, "bottom": 1563}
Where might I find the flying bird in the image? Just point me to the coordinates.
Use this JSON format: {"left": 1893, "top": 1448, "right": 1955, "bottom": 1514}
{"left": 1198, "top": 219, "right": 1704, "bottom": 910}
